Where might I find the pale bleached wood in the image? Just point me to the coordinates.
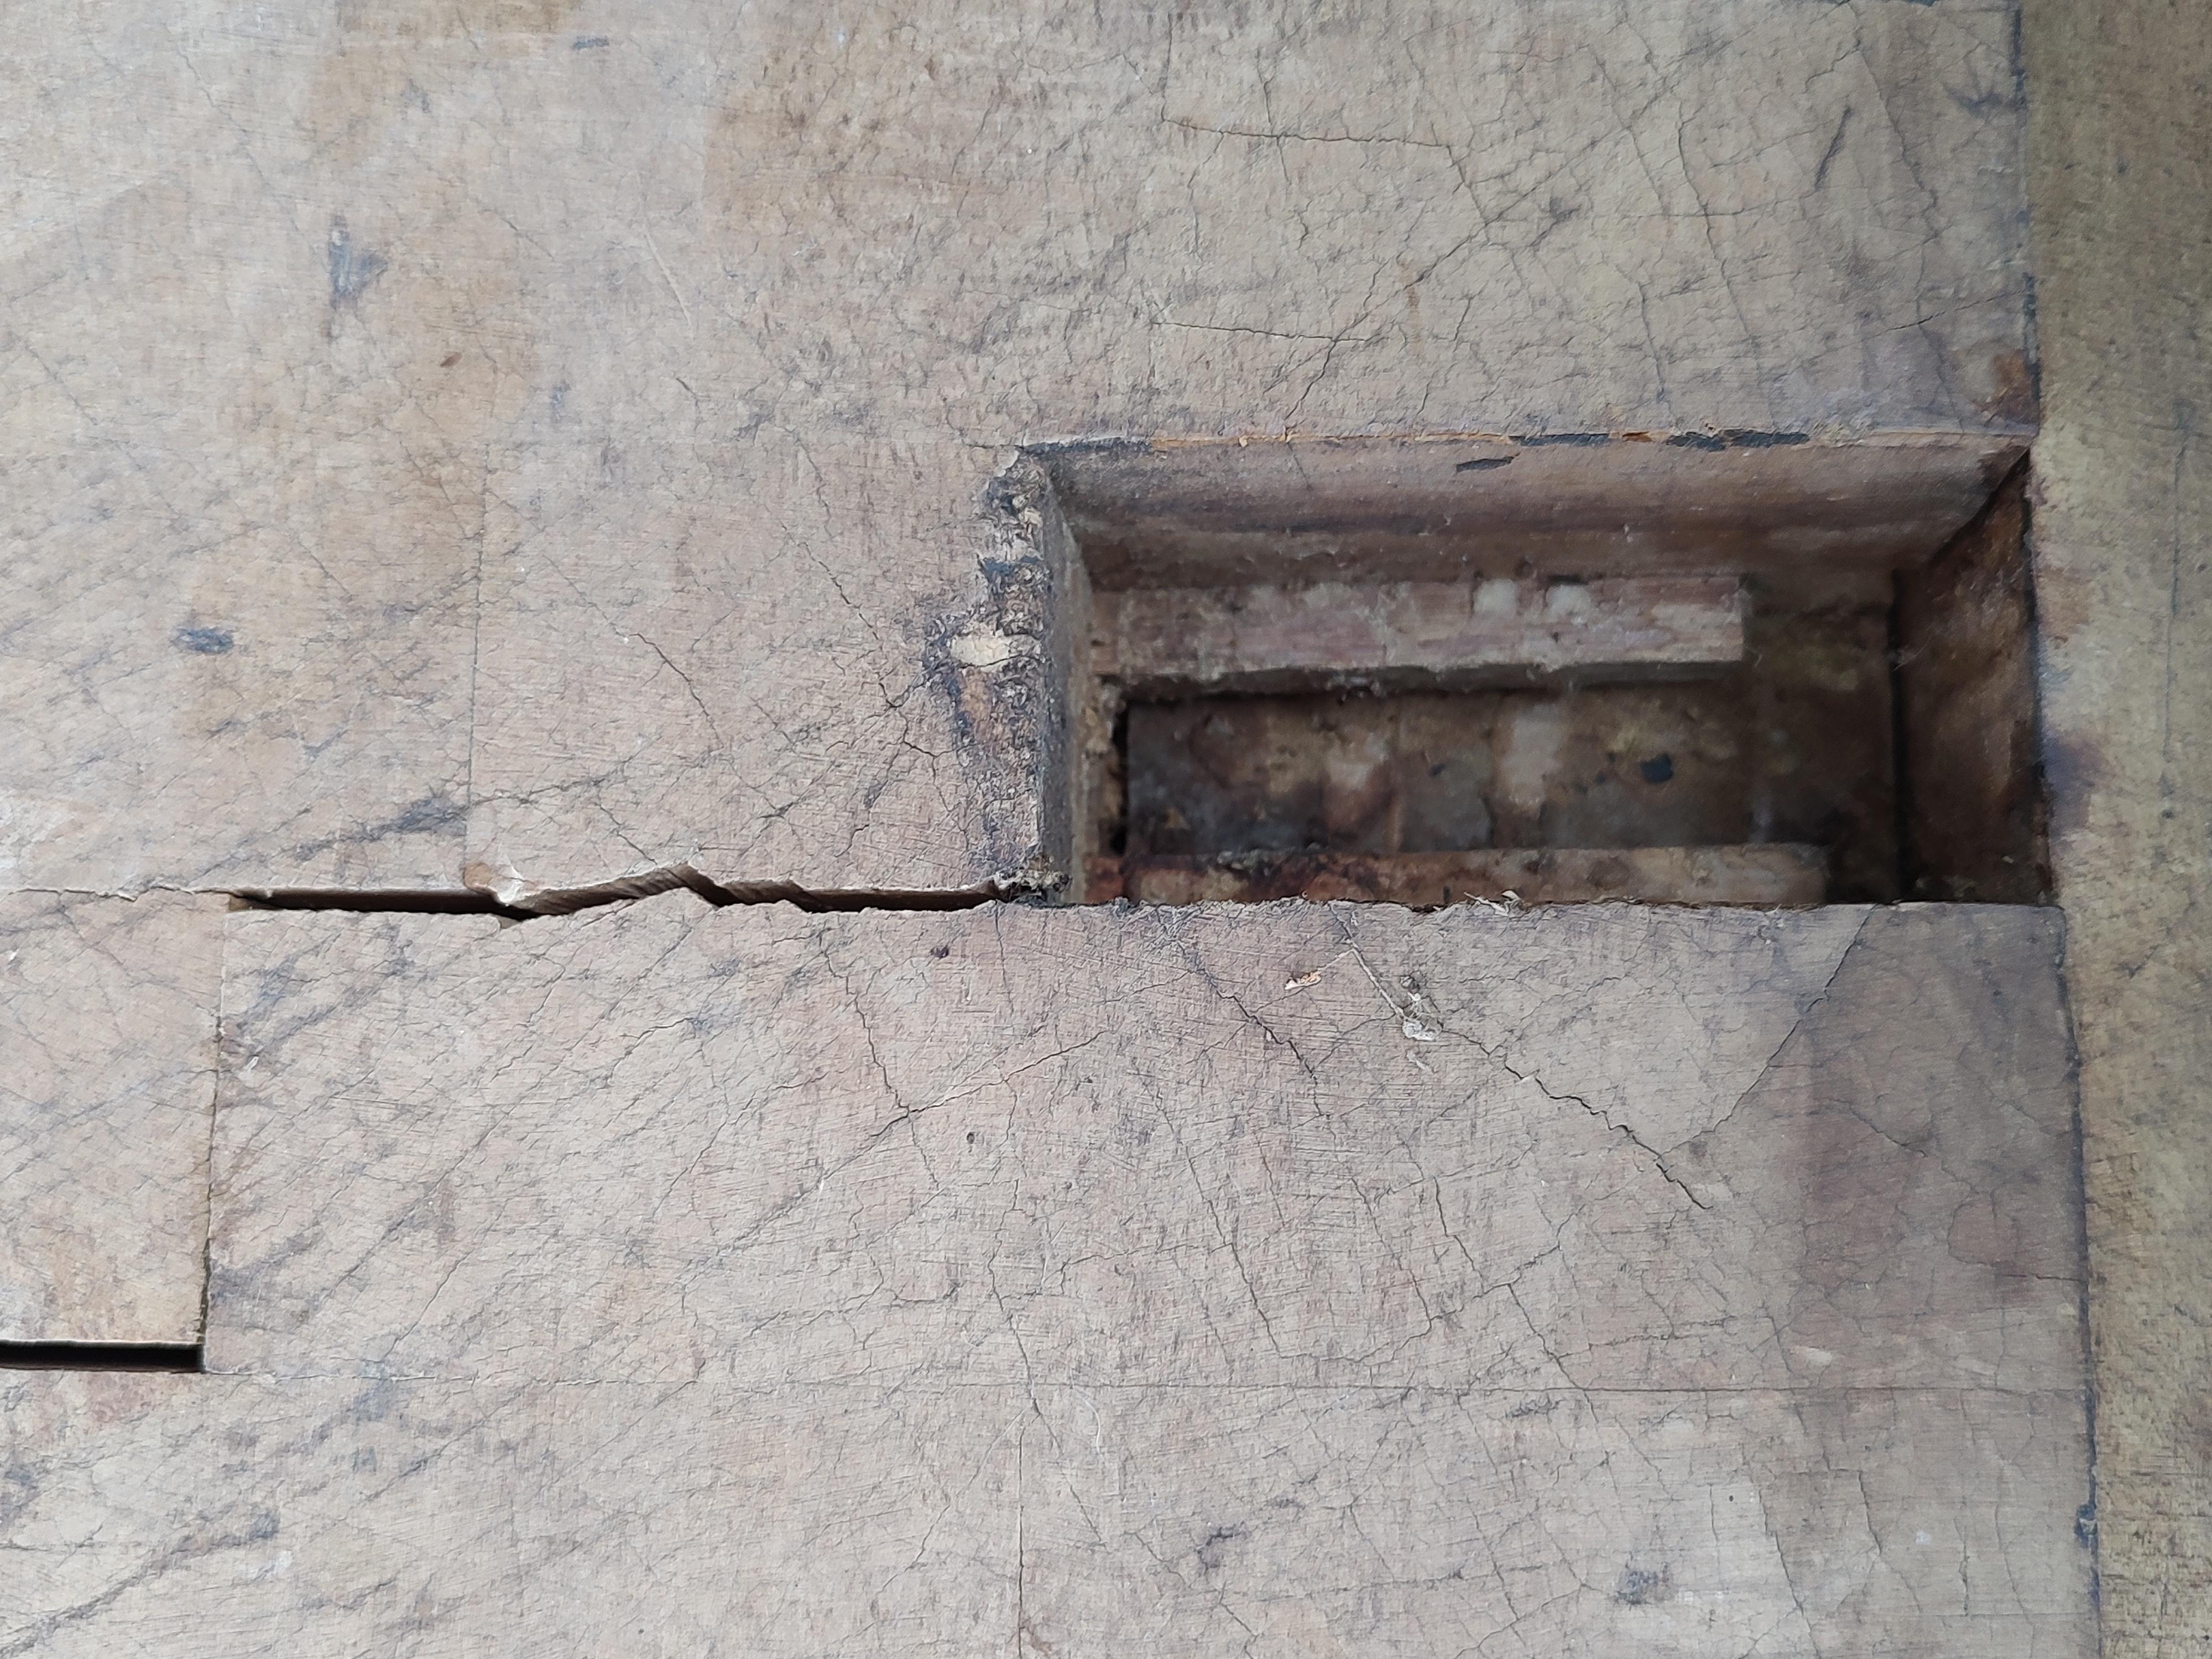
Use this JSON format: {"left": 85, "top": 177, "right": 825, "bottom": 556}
{"left": 0, "top": 898, "right": 2094, "bottom": 1653}
{"left": 1022, "top": 1385, "right": 2088, "bottom": 1658}
{"left": 0, "top": 18, "right": 487, "bottom": 895}
{"left": 206, "top": 900, "right": 2078, "bottom": 1399}
{"left": 0, "top": 893, "right": 225, "bottom": 1342}
{"left": 0, "top": 1369, "right": 2083, "bottom": 1659}
{"left": 0, "top": 1369, "right": 1019, "bottom": 1659}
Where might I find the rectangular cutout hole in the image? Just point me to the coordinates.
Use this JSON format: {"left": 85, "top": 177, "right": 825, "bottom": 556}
{"left": 0, "top": 1342, "right": 204, "bottom": 1372}
{"left": 1020, "top": 436, "right": 2047, "bottom": 908}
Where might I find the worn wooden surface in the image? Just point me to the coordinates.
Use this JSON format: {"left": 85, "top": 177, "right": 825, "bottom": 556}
{"left": 0, "top": 894, "right": 225, "bottom": 1343}
{"left": 2022, "top": 0, "right": 2212, "bottom": 1647}
{"left": 208, "top": 899, "right": 2090, "bottom": 1394}
{"left": 1, "top": 16, "right": 484, "bottom": 895}
{"left": 0, "top": 1368, "right": 1019, "bottom": 1659}
{"left": 0, "top": 897, "right": 2093, "bottom": 1652}
{"left": 0, "top": 1366, "right": 2085, "bottom": 1659}
{"left": 0, "top": 3, "right": 2147, "bottom": 1653}
{"left": 3, "top": 2, "right": 2033, "bottom": 900}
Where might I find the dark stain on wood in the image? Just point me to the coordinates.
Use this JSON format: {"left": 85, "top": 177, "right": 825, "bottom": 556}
{"left": 1896, "top": 468, "right": 2052, "bottom": 902}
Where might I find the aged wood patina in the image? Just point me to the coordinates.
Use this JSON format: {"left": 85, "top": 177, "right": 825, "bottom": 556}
{"left": 6, "top": 0, "right": 2200, "bottom": 1651}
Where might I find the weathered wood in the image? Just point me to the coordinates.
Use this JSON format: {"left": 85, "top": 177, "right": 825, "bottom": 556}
{"left": 1108, "top": 845, "right": 1828, "bottom": 907}
{"left": 0, "top": 1369, "right": 1020, "bottom": 1658}
{"left": 0, "top": 1368, "right": 2083, "bottom": 1659}
{"left": 2023, "top": 0, "right": 2212, "bottom": 1646}
{"left": 1024, "top": 1385, "right": 2085, "bottom": 1658}
{"left": 0, "top": 8, "right": 2117, "bottom": 1655}
{"left": 208, "top": 900, "right": 2081, "bottom": 1401}
{"left": 0, "top": 893, "right": 224, "bottom": 1342}
{"left": 6, "top": 1, "right": 2034, "bottom": 897}
{"left": 1, "top": 19, "right": 487, "bottom": 894}
{"left": 0, "top": 898, "right": 2100, "bottom": 1650}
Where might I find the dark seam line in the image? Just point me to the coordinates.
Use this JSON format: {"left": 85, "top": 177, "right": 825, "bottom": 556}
{"left": 229, "top": 880, "right": 1024, "bottom": 922}
{"left": 0, "top": 1343, "right": 203, "bottom": 1373}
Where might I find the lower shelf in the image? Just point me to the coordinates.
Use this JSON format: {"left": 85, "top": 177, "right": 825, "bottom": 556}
{"left": 1092, "top": 843, "right": 1829, "bottom": 907}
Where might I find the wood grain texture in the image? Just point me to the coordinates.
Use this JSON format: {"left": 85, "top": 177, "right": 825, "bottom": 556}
{"left": 0, "top": 895, "right": 2056, "bottom": 1653}
{"left": 1, "top": 13, "right": 487, "bottom": 894}
{"left": 208, "top": 900, "right": 2084, "bottom": 1395}
{"left": 2022, "top": 0, "right": 2212, "bottom": 1646}
{"left": 0, "top": 1369, "right": 1019, "bottom": 1659}
{"left": 0, "top": 894, "right": 224, "bottom": 1342}
{"left": 1024, "top": 1385, "right": 2088, "bottom": 1659}
{"left": 4, "top": 0, "right": 2033, "bottom": 896}
{"left": 0, "top": 1368, "right": 2085, "bottom": 1659}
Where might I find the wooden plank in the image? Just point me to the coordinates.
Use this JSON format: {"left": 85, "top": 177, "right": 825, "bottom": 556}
{"left": 0, "top": 900, "right": 2089, "bottom": 1652}
{"left": 206, "top": 900, "right": 2079, "bottom": 1396}
{"left": 0, "top": 893, "right": 224, "bottom": 1342}
{"left": 1, "top": 1369, "right": 2082, "bottom": 1659}
{"left": 1025, "top": 1385, "right": 2086, "bottom": 1658}
{"left": 1107, "top": 844, "right": 1828, "bottom": 907}
{"left": 1096, "top": 576, "right": 1743, "bottom": 695}
{"left": 2023, "top": 0, "right": 2212, "bottom": 1645}
{"left": 1, "top": 21, "right": 486, "bottom": 895}
{"left": 6, "top": 900, "right": 2054, "bottom": 1651}
{"left": 447, "top": 0, "right": 2032, "bottom": 896}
